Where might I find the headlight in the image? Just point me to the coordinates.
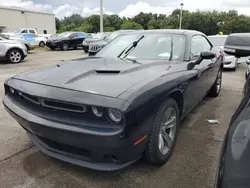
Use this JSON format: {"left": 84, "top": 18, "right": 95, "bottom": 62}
{"left": 9, "top": 87, "right": 15, "bottom": 94}
{"left": 108, "top": 108, "right": 122, "bottom": 123}
{"left": 91, "top": 106, "right": 103, "bottom": 118}
{"left": 82, "top": 41, "right": 87, "bottom": 45}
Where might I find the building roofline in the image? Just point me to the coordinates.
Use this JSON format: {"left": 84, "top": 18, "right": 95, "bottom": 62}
{"left": 0, "top": 5, "right": 55, "bottom": 16}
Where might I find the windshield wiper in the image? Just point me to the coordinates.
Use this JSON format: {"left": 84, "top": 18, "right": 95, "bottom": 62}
{"left": 124, "top": 57, "right": 142, "bottom": 64}
{"left": 118, "top": 35, "right": 144, "bottom": 58}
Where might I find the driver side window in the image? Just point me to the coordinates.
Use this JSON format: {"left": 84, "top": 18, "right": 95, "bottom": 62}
{"left": 191, "top": 35, "right": 212, "bottom": 59}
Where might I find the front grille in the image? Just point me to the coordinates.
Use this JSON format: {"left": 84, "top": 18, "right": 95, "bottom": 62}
{"left": 90, "top": 45, "right": 102, "bottom": 52}
{"left": 17, "top": 91, "right": 86, "bottom": 113}
{"left": 40, "top": 136, "right": 90, "bottom": 158}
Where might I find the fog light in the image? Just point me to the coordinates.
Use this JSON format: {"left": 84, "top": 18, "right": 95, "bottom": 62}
{"left": 91, "top": 106, "right": 103, "bottom": 118}
{"left": 108, "top": 108, "right": 122, "bottom": 123}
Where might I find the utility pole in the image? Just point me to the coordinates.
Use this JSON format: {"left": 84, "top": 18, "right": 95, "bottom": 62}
{"left": 179, "top": 3, "right": 184, "bottom": 29}
{"left": 100, "top": 0, "right": 104, "bottom": 32}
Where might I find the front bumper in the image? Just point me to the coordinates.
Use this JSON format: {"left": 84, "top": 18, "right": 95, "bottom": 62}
{"left": 3, "top": 92, "right": 146, "bottom": 171}
{"left": 27, "top": 43, "right": 38, "bottom": 51}
{"left": 223, "top": 57, "right": 237, "bottom": 69}
{"left": 46, "top": 41, "right": 61, "bottom": 48}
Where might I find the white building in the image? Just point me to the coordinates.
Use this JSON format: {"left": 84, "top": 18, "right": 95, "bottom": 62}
{"left": 0, "top": 5, "right": 56, "bottom": 34}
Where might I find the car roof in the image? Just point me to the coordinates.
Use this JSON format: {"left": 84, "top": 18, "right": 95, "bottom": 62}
{"left": 124, "top": 29, "right": 205, "bottom": 36}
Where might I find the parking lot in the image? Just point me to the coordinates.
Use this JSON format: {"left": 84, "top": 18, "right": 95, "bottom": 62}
{"left": 0, "top": 50, "right": 246, "bottom": 188}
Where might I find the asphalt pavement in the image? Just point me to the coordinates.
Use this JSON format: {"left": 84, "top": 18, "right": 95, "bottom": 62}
{"left": 0, "top": 50, "right": 246, "bottom": 188}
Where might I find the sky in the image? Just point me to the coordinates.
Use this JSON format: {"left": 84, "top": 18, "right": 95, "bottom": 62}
{"left": 0, "top": 0, "right": 250, "bottom": 19}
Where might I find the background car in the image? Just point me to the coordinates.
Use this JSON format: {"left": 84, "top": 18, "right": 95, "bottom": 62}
{"left": 46, "top": 31, "right": 89, "bottom": 51}
{"left": 215, "top": 33, "right": 250, "bottom": 188}
{"left": 3, "top": 30, "right": 223, "bottom": 171}
{"left": 88, "top": 30, "right": 135, "bottom": 56}
{"left": 35, "top": 36, "right": 49, "bottom": 47}
{"left": 82, "top": 32, "right": 110, "bottom": 53}
{"left": 0, "top": 34, "right": 27, "bottom": 63}
{"left": 208, "top": 35, "right": 240, "bottom": 71}
{"left": 2, "top": 28, "right": 38, "bottom": 37}
{"left": 9, "top": 33, "right": 38, "bottom": 51}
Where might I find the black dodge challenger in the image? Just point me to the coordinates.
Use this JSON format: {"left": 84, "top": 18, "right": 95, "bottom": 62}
{"left": 3, "top": 30, "right": 223, "bottom": 171}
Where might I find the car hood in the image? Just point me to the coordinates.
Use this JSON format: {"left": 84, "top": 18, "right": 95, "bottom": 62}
{"left": 0, "top": 39, "right": 22, "bottom": 44}
{"left": 90, "top": 40, "right": 108, "bottom": 46}
{"left": 48, "top": 36, "right": 67, "bottom": 41}
{"left": 13, "top": 57, "right": 182, "bottom": 98}
{"left": 85, "top": 38, "right": 103, "bottom": 43}
{"left": 2, "top": 33, "right": 16, "bottom": 37}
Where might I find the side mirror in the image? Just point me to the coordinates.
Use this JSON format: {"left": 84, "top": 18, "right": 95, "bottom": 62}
{"left": 200, "top": 51, "right": 216, "bottom": 59}
{"left": 224, "top": 33, "right": 250, "bottom": 58}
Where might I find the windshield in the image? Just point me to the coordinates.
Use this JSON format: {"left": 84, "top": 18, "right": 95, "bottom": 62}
{"left": 92, "top": 33, "right": 107, "bottom": 39}
{"left": 209, "top": 36, "right": 227, "bottom": 46}
{"left": 58, "top": 32, "right": 71, "bottom": 37}
{"left": 11, "top": 29, "right": 21, "bottom": 34}
{"left": 96, "top": 33, "right": 186, "bottom": 61}
{"left": 104, "top": 31, "right": 123, "bottom": 41}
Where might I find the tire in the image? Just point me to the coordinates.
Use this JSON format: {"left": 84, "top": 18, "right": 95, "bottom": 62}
{"left": 84, "top": 49, "right": 88, "bottom": 53}
{"left": 144, "top": 98, "right": 180, "bottom": 165}
{"left": 61, "top": 43, "right": 69, "bottom": 51}
{"left": 39, "top": 41, "right": 45, "bottom": 47}
{"left": 6, "top": 49, "right": 22, "bottom": 63}
{"left": 209, "top": 68, "right": 222, "bottom": 98}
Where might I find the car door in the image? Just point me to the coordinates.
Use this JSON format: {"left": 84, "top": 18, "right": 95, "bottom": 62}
{"left": 0, "top": 38, "right": 5, "bottom": 57}
{"left": 77, "top": 32, "right": 86, "bottom": 46}
{"left": 182, "top": 35, "right": 215, "bottom": 115}
{"left": 68, "top": 33, "right": 78, "bottom": 47}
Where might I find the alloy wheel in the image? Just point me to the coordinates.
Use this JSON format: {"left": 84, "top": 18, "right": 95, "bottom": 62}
{"left": 158, "top": 107, "right": 177, "bottom": 155}
{"left": 10, "top": 51, "right": 21, "bottom": 63}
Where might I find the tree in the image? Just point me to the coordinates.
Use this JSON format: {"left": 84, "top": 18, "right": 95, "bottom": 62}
{"left": 55, "top": 9, "right": 250, "bottom": 35}
{"left": 120, "top": 21, "right": 143, "bottom": 30}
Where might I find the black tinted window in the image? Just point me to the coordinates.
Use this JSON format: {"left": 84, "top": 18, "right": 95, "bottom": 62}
{"left": 191, "top": 35, "right": 211, "bottom": 58}
{"left": 29, "top": 30, "right": 36, "bottom": 34}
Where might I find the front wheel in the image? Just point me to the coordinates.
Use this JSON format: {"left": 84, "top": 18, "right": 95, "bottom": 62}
{"left": 209, "top": 68, "right": 222, "bottom": 97}
{"left": 144, "top": 98, "right": 179, "bottom": 165}
{"left": 61, "top": 43, "right": 69, "bottom": 51}
{"left": 39, "top": 41, "right": 45, "bottom": 47}
{"left": 7, "top": 49, "right": 22, "bottom": 63}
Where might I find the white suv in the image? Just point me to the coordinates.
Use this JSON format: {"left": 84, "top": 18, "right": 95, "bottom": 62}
{"left": 0, "top": 34, "right": 27, "bottom": 63}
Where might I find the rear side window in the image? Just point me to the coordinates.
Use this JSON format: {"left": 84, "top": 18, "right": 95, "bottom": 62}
{"left": 191, "top": 35, "right": 212, "bottom": 58}
{"left": 21, "top": 30, "right": 28, "bottom": 33}
{"left": 29, "top": 30, "right": 36, "bottom": 34}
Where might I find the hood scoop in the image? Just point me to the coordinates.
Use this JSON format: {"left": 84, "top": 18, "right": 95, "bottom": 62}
{"left": 95, "top": 70, "right": 120, "bottom": 74}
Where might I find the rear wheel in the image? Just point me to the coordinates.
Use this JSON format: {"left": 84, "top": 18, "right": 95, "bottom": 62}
{"left": 144, "top": 98, "right": 179, "bottom": 165}
{"left": 209, "top": 68, "right": 222, "bottom": 97}
{"left": 61, "top": 43, "right": 69, "bottom": 51}
{"left": 39, "top": 41, "right": 45, "bottom": 47}
{"left": 7, "top": 49, "right": 22, "bottom": 63}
